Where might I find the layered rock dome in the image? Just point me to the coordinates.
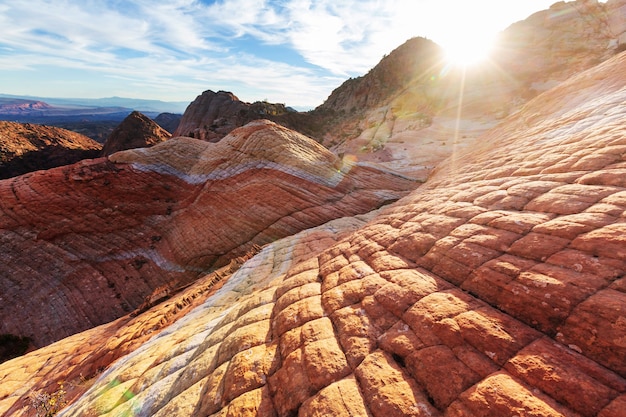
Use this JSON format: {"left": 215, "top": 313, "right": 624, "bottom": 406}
{"left": 0, "top": 119, "right": 416, "bottom": 348}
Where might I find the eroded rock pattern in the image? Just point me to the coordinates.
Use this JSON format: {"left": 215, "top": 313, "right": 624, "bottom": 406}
{"left": 1, "top": 48, "right": 624, "bottom": 417}
{"left": 0, "top": 120, "right": 416, "bottom": 348}
{"left": 0, "top": 214, "right": 371, "bottom": 416}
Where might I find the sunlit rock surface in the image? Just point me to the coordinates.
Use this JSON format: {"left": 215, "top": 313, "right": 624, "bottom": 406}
{"left": 0, "top": 119, "right": 416, "bottom": 348}
{"left": 1, "top": 49, "right": 625, "bottom": 417}
{"left": 0, "top": 121, "right": 101, "bottom": 179}
{"left": 0, "top": 214, "right": 370, "bottom": 416}
{"left": 320, "top": 1, "right": 625, "bottom": 180}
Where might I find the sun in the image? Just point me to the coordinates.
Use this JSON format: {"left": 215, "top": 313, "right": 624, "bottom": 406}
{"left": 438, "top": 32, "right": 495, "bottom": 67}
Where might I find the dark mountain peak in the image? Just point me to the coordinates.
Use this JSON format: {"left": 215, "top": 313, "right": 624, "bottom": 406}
{"left": 100, "top": 110, "right": 171, "bottom": 156}
{"left": 316, "top": 37, "right": 444, "bottom": 115}
{"left": 173, "top": 89, "right": 298, "bottom": 141}
{"left": 154, "top": 112, "right": 182, "bottom": 134}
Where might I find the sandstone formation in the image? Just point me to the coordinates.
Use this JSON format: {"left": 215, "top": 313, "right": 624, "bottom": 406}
{"left": 0, "top": 121, "right": 102, "bottom": 179}
{"left": 493, "top": 0, "right": 616, "bottom": 88}
{"left": 0, "top": 119, "right": 417, "bottom": 348}
{"left": 100, "top": 111, "right": 171, "bottom": 156}
{"left": 1, "top": 3, "right": 626, "bottom": 417}
{"left": 0, "top": 214, "right": 370, "bottom": 416}
{"left": 1, "top": 39, "right": 626, "bottom": 417}
{"left": 174, "top": 91, "right": 297, "bottom": 141}
{"left": 314, "top": 0, "right": 626, "bottom": 179}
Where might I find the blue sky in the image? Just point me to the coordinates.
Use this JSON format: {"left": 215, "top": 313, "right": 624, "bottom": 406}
{"left": 0, "top": 0, "right": 560, "bottom": 110}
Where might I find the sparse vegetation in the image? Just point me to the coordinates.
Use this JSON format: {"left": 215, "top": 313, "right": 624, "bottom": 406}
{"left": 29, "top": 382, "right": 67, "bottom": 417}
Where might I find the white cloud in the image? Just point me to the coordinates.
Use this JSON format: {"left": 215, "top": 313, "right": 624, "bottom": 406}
{"left": 0, "top": 0, "right": 560, "bottom": 108}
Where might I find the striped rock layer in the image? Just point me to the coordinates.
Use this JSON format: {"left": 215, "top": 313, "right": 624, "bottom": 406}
{"left": 0, "top": 119, "right": 417, "bottom": 348}
{"left": 2, "top": 43, "right": 626, "bottom": 417}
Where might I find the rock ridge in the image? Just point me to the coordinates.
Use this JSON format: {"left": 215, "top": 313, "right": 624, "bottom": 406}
{"left": 0, "top": 121, "right": 102, "bottom": 179}
{"left": 0, "top": 119, "right": 416, "bottom": 348}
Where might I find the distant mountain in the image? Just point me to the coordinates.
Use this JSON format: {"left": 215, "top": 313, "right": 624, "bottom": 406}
{"left": 0, "top": 96, "right": 186, "bottom": 143}
{"left": 0, "top": 98, "right": 52, "bottom": 114}
{"left": 0, "top": 94, "right": 188, "bottom": 114}
{"left": 154, "top": 112, "right": 182, "bottom": 134}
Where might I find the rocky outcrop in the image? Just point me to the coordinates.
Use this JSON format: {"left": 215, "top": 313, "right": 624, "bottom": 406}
{"left": 0, "top": 119, "right": 417, "bottom": 348}
{"left": 100, "top": 111, "right": 171, "bottom": 156}
{"left": 316, "top": 37, "right": 444, "bottom": 115}
{"left": 312, "top": 1, "right": 626, "bottom": 179}
{"left": 173, "top": 90, "right": 324, "bottom": 143}
{"left": 173, "top": 90, "right": 245, "bottom": 140}
{"left": 174, "top": 91, "right": 291, "bottom": 141}
{"left": 2, "top": 42, "right": 626, "bottom": 417}
{"left": 493, "top": 0, "right": 616, "bottom": 90}
{"left": 0, "top": 121, "right": 102, "bottom": 179}
{"left": 154, "top": 112, "right": 182, "bottom": 134}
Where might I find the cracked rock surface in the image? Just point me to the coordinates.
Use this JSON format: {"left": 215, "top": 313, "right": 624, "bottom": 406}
{"left": 2, "top": 39, "right": 626, "bottom": 417}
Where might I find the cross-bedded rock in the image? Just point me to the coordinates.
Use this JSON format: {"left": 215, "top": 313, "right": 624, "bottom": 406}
{"left": 2, "top": 46, "right": 624, "bottom": 417}
{"left": 0, "top": 119, "right": 416, "bottom": 348}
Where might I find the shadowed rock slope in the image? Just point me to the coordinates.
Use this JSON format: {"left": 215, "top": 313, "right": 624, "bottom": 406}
{"left": 100, "top": 111, "right": 171, "bottom": 156}
{"left": 2, "top": 46, "right": 626, "bottom": 417}
{"left": 0, "top": 121, "right": 102, "bottom": 179}
{"left": 154, "top": 112, "right": 182, "bottom": 134}
{"left": 173, "top": 91, "right": 312, "bottom": 141}
{"left": 0, "top": 119, "right": 416, "bottom": 349}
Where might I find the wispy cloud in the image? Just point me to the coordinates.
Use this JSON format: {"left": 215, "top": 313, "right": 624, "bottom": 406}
{"left": 0, "top": 0, "right": 558, "bottom": 108}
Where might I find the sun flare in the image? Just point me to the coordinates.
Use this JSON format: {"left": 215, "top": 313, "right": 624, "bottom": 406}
{"left": 439, "top": 32, "right": 495, "bottom": 67}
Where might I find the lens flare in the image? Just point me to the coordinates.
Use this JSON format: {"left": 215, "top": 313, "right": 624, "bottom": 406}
{"left": 439, "top": 32, "right": 495, "bottom": 67}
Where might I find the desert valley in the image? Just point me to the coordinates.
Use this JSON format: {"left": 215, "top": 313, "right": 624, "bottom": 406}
{"left": 1, "top": 1, "right": 626, "bottom": 416}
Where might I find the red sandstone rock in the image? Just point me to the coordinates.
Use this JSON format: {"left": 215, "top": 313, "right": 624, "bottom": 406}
{"left": 0, "top": 119, "right": 416, "bottom": 348}
{"left": 2, "top": 8, "right": 626, "bottom": 417}
{"left": 100, "top": 111, "right": 171, "bottom": 156}
{"left": 0, "top": 121, "right": 101, "bottom": 179}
